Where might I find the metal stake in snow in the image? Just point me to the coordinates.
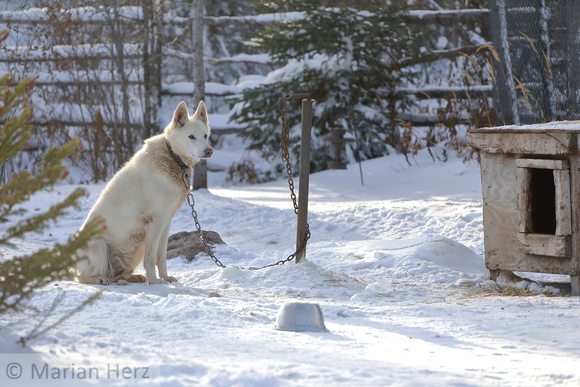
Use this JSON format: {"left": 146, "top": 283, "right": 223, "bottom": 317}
{"left": 182, "top": 95, "right": 314, "bottom": 270}
{"left": 279, "top": 94, "right": 314, "bottom": 264}
{"left": 296, "top": 96, "right": 313, "bottom": 263}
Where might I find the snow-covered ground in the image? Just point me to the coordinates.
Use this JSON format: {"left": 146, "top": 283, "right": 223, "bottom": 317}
{"left": 2, "top": 146, "right": 580, "bottom": 387}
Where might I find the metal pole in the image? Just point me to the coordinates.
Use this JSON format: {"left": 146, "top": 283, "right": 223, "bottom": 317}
{"left": 296, "top": 97, "right": 313, "bottom": 263}
{"left": 497, "top": 0, "right": 520, "bottom": 125}
{"left": 351, "top": 120, "right": 364, "bottom": 186}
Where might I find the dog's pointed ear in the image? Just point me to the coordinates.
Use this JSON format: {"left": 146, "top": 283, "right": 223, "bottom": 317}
{"left": 193, "top": 100, "right": 208, "bottom": 125}
{"left": 173, "top": 101, "right": 189, "bottom": 127}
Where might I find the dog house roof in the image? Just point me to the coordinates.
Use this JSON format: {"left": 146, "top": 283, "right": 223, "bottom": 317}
{"left": 467, "top": 121, "right": 580, "bottom": 155}
{"left": 471, "top": 121, "right": 580, "bottom": 134}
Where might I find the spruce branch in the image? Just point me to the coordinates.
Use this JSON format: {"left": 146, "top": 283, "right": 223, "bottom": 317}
{"left": 0, "top": 188, "right": 86, "bottom": 247}
{"left": 0, "top": 217, "right": 103, "bottom": 314}
{"left": 0, "top": 61, "right": 104, "bottom": 318}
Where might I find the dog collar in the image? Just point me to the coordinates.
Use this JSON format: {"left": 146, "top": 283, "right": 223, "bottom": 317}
{"left": 165, "top": 140, "right": 189, "bottom": 171}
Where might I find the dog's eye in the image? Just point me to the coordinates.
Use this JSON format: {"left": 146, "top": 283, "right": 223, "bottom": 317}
{"left": 188, "top": 135, "right": 196, "bottom": 140}
{"left": 204, "top": 134, "right": 208, "bottom": 139}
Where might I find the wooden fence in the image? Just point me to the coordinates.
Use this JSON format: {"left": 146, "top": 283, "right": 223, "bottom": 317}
{"left": 0, "top": 6, "right": 491, "bottom": 182}
{"left": 0, "top": 7, "right": 491, "bottom": 130}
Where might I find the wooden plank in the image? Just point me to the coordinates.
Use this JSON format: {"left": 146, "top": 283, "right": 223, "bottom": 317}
{"left": 517, "top": 233, "right": 571, "bottom": 258}
{"left": 470, "top": 122, "right": 580, "bottom": 133}
{"left": 515, "top": 158, "right": 569, "bottom": 170}
{"left": 400, "top": 9, "right": 489, "bottom": 24}
{"left": 572, "top": 156, "right": 580, "bottom": 274}
{"left": 0, "top": 120, "right": 245, "bottom": 134}
{"left": 571, "top": 276, "right": 580, "bottom": 296}
{"left": 0, "top": 8, "right": 489, "bottom": 26}
{"left": 515, "top": 167, "right": 531, "bottom": 233}
{"left": 467, "top": 131, "right": 576, "bottom": 155}
{"left": 554, "top": 169, "right": 572, "bottom": 235}
{"left": 480, "top": 153, "right": 522, "bottom": 268}
{"left": 487, "top": 257, "right": 574, "bottom": 275}
{"left": 396, "top": 85, "right": 491, "bottom": 100}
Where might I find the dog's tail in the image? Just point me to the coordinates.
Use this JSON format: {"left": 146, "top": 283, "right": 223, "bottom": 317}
{"left": 75, "top": 238, "right": 109, "bottom": 282}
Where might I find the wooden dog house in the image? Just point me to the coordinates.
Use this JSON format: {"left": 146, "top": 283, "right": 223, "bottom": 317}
{"left": 467, "top": 122, "right": 580, "bottom": 295}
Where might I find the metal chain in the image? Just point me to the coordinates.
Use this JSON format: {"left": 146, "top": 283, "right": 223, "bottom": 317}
{"left": 181, "top": 95, "right": 311, "bottom": 270}
{"left": 182, "top": 170, "right": 226, "bottom": 269}
{"left": 279, "top": 96, "right": 311, "bottom": 240}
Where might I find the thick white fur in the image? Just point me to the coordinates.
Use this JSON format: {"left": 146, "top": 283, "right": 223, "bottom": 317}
{"left": 75, "top": 101, "right": 212, "bottom": 285}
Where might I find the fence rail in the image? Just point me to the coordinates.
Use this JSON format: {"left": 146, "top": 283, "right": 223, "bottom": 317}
{"left": 0, "top": 118, "right": 242, "bottom": 134}
{"left": 0, "top": 8, "right": 488, "bottom": 26}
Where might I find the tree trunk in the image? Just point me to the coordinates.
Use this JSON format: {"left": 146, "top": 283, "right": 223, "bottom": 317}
{"left": 111, "top": 7, "right": 133, "bottom": 166}
{"left": 191, "top": 0, "right": 207, "bottom": 190}
{"left": 141, "top": 0, "right": 153, "bottom": 138}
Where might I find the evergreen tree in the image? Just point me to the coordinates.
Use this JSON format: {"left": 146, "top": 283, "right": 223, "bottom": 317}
{"left": 233, "top": 0, "right": 425, "bottom": 178}
{"left": 0, "top": 30, "right": 103, "bottom": 314}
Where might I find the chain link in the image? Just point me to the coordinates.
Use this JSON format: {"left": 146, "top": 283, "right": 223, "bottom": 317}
{"left": 181, "top": 95, "right": 310, "bottom": 270}
{"left": 182, "top": 170, "right": 226, "bottom": 269}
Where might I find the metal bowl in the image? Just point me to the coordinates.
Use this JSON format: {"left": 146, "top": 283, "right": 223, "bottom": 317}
{"left": 273, "top": 302, "right": 329, "bottom": 332}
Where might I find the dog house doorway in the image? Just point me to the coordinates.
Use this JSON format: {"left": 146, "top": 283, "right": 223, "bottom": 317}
{"left": 516, "top": 158, "right": 572, "bottom": 259}
{"left": 528, "top": 168, "right": 556, "bottom": 234}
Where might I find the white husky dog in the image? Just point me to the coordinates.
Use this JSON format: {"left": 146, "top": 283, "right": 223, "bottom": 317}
{"left": 76, "top": 101, "right": 212, "bottom": 285}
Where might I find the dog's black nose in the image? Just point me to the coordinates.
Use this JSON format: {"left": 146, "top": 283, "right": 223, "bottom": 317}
{"left": 205, "top": 147, "right": 213, "bottom": 158}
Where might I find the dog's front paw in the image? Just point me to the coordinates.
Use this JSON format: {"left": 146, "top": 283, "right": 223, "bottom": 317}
{"left": 130, "top": 274, "right": 148, "bottom": 283}
{"left": 162, "top": 275, "right": 179, "bottom": 283}
{"left": 147, "top": 277, "right": 168, "bottom": 285}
